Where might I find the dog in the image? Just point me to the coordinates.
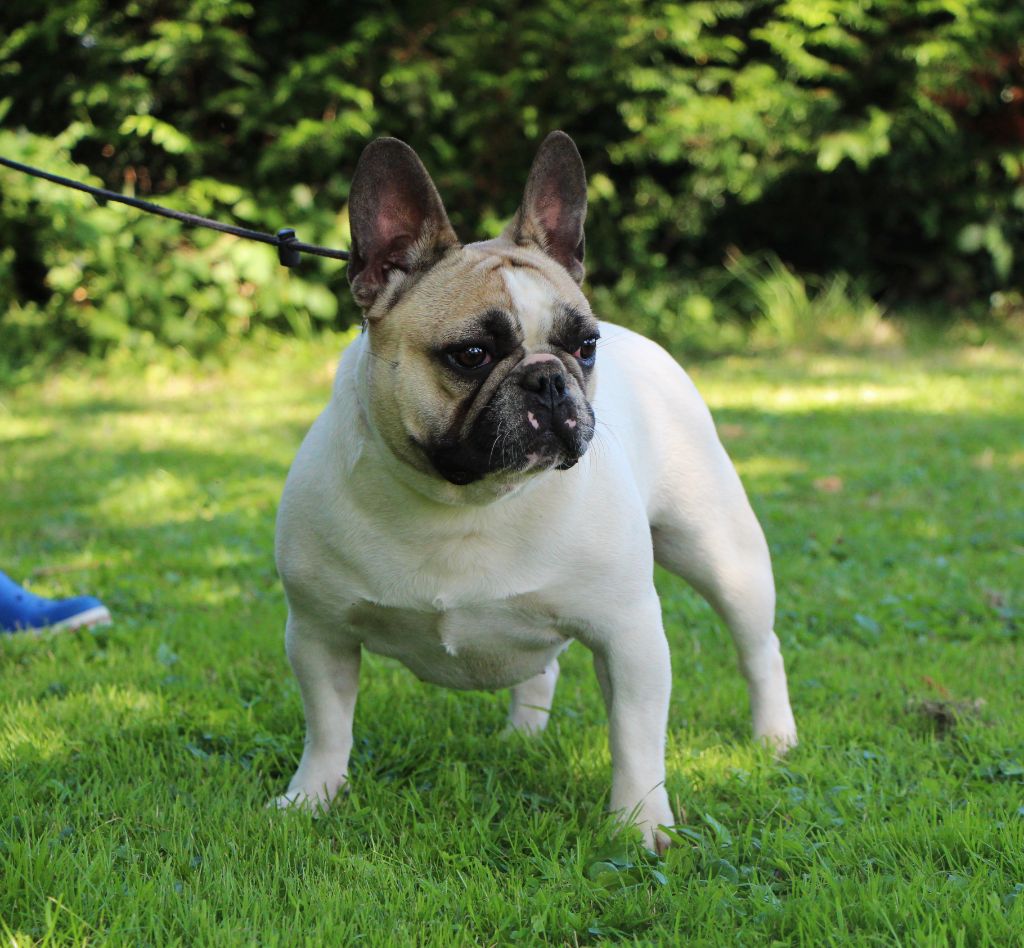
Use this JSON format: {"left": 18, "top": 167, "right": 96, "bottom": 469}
{"left": 273, "top": 131, "right": 797, "bottom": 850}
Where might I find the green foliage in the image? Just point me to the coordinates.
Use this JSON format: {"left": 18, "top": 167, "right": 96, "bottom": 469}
{"left": 0, "top": 128, "right": 348, "bottom": 372}
{"left": 2, "top": 0, "right": 1023, "bottom": 367}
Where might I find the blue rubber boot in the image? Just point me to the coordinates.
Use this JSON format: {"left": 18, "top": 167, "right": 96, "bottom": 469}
{"left": 0, "top": 570, "right": 112, "bottom": 633}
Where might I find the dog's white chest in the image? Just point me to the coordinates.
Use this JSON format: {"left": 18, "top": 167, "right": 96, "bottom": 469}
{"left": 346, "top": 597, "right": 569, "bottom": 691}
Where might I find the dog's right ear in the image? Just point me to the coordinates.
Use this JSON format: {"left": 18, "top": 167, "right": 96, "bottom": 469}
{"left": 505, "top": 131, "right": 588, "bottom": 283}
{"left": 346, "top": 138, "right": 459, "bottom": 312}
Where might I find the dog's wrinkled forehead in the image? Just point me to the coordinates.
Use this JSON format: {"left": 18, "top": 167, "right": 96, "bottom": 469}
{"left": 377, "top": 241, "right": 594, "bottom": 354}
{"left": 500, "top": 265, "right": 558, "bottom": 345}
{"left": 465, "top": 241, "right": 593, "bottom": 334}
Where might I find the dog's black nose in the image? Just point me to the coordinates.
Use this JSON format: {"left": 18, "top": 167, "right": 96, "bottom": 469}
{"left": 519, "top": 365, "right": 567, "bottom": 401}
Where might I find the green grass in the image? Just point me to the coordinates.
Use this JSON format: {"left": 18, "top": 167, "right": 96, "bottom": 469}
{"left": 1, "top": 333, "right": 1022, "bottom": 945}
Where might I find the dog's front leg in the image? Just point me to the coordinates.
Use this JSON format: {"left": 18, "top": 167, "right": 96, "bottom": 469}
{"left": 591, "top": 598, "right": 674, "bottom": 852}
{"left": 275, "top": 613, "right": 361, "bottom": 812}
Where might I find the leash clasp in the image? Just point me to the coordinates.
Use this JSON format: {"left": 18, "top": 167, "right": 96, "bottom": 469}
{"left": 276, "top": 227, "right": 301, "bottom": 268}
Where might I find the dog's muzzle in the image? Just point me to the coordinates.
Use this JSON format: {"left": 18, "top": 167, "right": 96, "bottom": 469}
{"left": 427, "top": 357, "right": 594, "bottom": 486}
{"left": 517, "top": 361, "right": 590, "bottom": 463}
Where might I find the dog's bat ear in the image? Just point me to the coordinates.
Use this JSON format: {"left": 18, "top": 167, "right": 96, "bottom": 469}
{"left": 347, "top": 138, "right": 459, "bottom": 311}
{"left": 506, "top": 131, "right": 587, "bottom": 283}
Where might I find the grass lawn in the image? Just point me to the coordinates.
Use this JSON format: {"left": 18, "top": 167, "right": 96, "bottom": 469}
{"left": 1, "top": 333, "right": 1022, "bottom": 945}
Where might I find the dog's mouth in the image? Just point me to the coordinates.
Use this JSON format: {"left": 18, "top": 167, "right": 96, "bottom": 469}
{"left": 432, "top": 457, "right": 484, "bottom": 485}
{"left": 427, "top": 409, "right": 593, "bottom": 486}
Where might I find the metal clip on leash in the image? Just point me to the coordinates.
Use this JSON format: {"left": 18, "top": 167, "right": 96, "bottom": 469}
{"left": 275, "top": 228, "right": 302, "bottom": 268}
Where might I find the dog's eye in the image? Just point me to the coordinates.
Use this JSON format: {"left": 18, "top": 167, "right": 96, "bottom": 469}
{"left": 573, "top": 338, "right": 598, "bottom": 366}
{"left": 447, "top": 346, "right": 493, "bottom": 371}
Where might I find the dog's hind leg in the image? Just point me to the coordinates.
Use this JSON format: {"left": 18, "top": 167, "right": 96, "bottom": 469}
{"left": 651, "top": 473, "right": 797, "bottom": 751}
{"left": 506, "top": 658, "right": 560, "bottom": 734}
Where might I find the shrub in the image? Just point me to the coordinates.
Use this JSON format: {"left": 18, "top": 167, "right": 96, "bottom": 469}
{"left": 1, "top": 0, "right": 1022, "bottom": 367}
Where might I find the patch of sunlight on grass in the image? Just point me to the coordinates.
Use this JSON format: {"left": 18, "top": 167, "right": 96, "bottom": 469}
{"left": 1, "top": 686, "right": 163, "bottom": 764}
{"left": 76, "top": 400, "right": 320, "bottom": 463}
{"left": 0, "top": 416, "right": 55, "bottom": 440}
{"left": 181, "top": 576, "right": 252, "bottom": 608}
{"left": 959, "top": 344, "right": 1023, "bottom": 371}
{"left": 206, "top": 544, "right": 262, "bottom": 569}
{"left": 694, "top": 349, "right": 1022, "bottom": 417}
{"left": 7, "top": 932, "right": 39, "bottom": 947}
{"left": 95, "top": 469, "right": 200, "bottom": 525}
{"left": 670, "top": 741, "right": 770, "bottom": 785}
{"left": 30, "top": 329, "right": 359, "bottom": 409}
{"left": 733, "top": 455, "right": 807, "bottom": 480}
{"left": 907, "top": 517, "right": 947, "bottom": 541}
{"left": 0, "top": 720, "right": 69, "bottom": 765}
{"left": 698, "top": 372, "right": 922, "bottom": 413}
{"left": 723, "top": 382, "right": 921, "bottom": 413}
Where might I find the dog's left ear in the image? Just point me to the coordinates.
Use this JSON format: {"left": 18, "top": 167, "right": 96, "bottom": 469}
{"left": 506, "top": 131, "right": 588, "bottom": 283}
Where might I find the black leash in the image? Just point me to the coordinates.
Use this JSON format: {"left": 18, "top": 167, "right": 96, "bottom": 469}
{"left": 0, "top": 155, "right": 350, "bottom": 268}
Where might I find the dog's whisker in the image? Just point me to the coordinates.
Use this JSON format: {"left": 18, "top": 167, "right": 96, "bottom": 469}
{"left": 595, "top": 334, "right": 634, "bottom": 351}
{"left": 594, "top": 419, "right": 625, "bottom": 456}
{"left": 369, "top": 351, "right": 400, "bottom": 369}
{"left": 488, "top": 416, "right": 511, "bottom": 469}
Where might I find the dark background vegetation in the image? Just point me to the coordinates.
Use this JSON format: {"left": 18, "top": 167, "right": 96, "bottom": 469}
{"left": 2, "top": 0, "right": 1023, "bottom": 369}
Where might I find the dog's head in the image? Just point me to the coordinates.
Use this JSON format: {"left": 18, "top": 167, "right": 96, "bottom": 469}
{"left": 347, "top": 132, "right": 599, "bottom": 490}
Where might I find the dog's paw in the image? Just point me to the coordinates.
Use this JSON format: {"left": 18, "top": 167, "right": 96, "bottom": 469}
{"left": 614, "top": 790, "right": 676, "bottom": 854}
{"left": 639, "top": 821, "right": 673, "bottom": 855}
{"left": 753, "top": 698, "right": 798, "bottom": 756}
{"left": 503, "top": 706, "right": 551, "bottom": 736}
{"left": 270, "top": 789, "right": 329, "bottom": 814}
{"left": 269, "top": 774, "right": 345, "bottom": 815}
{"left": 755, "top": 719, "right": 798, "bottom": 757}
{"left": 761, "top": 728, "right": 798, "bottom": 757}
{"left": 638, "top": 805, "right": 676, "bottom": 855}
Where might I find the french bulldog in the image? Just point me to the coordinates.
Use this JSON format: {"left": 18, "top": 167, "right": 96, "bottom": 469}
{"left": 273, "top": 131, "right": 797, "bottom": 850}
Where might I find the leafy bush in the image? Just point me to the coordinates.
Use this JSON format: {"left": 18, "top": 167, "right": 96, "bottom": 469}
{"left": 0, "top": 126, "right": 347, "bottom": 371}
{"left": 2, "top": 0, "right": 1022, "bottom": 367}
